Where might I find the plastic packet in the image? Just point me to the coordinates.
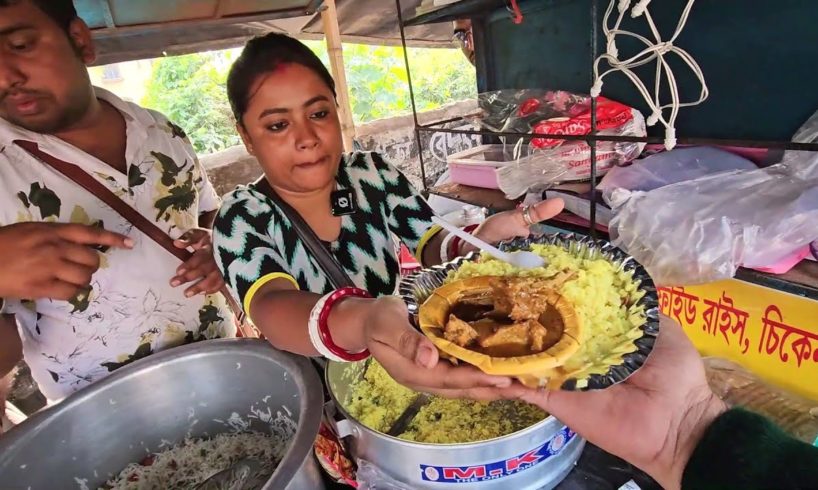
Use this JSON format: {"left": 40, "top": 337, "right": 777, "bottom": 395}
{"left": 356, "top": 460, "right": 414, "bottom": 490}
{"left": 607, "top": 152, "right": 818, "bottom": 286}
{"left": 598, "top": 147, "right": 758, "bottom": 199}
{"left": 469, "top": 89, "right": 646, "bottom": 198}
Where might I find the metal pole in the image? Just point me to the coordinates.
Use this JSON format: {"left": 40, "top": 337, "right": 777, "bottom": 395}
{"left": 395, "top": 0, "right": 428, "bottom": 190}
{"left": 589, "top": 0, "right": 599, "bottom": 240}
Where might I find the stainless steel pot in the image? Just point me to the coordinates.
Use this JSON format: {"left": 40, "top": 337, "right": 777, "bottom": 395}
{"left": 0, "top": 339, "right": 325, "bottom": 490}
{"left": 326, "top": 361, "right": 584, "bottom": 489}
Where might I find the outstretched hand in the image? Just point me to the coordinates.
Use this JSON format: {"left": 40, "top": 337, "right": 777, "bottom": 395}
{"left": 505, "top": 317, "right": 727, "bottom": 490}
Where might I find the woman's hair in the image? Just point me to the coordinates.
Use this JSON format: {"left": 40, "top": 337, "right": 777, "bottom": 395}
{"left": 227, "top": 32, "right": 337, "bottom": 124}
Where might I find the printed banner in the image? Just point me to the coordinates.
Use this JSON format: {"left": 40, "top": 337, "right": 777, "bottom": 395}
{"left": 658, "top": 279, "right": 818, "bottom": 401}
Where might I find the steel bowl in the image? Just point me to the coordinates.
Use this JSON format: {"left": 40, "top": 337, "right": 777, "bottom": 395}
{"left": 0, "top": 339, "right": 325, "bottom": 490}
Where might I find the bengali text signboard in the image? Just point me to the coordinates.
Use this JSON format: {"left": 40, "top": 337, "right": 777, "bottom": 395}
{"left": 659, "top": 279, "right": 818, "bottom": 401}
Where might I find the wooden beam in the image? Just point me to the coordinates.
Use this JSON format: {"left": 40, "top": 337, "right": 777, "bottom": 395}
{"left": 90, "top": 9, "right": 313, "bottom": 38}
{"left": 214, "top": 0, "right": 229, "bottom": 19}
{"left": 98, "top": 0, "right": 116, "bottom": 28}
{"left": 320, "top": 0, "right": 356, "bottom": 151}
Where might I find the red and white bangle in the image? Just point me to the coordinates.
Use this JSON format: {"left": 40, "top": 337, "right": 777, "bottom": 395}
{"left": 439, "top": 232, "right": 457, "bottom": 263}
{"left": 308, "top": 287, "right": 372, "bottom": 362}
{"left": 448, "top": 224, "right": 480, "bottom": 258}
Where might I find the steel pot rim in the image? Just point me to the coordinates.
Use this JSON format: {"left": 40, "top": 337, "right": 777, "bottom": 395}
{"left": 0, "top": 338, "right": 325, "bottom": 489}
{"left": 325, "top": 361, "right": 562, "bottom": 449}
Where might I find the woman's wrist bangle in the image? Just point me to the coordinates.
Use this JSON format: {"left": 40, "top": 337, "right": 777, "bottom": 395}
{"left": 439, "top": 232, "right": 456, "bottom": 263}
{"left": 309, "top": 287, "right": 372, "bottom": 362}
{"left": 449, "top": 224, "right": 480, "bottom": 258}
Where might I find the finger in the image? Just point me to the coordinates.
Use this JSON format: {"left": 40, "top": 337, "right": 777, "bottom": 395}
{"left": 174, "top": 230, "right": 210, "bottom": 250}
{"left": 53, "top": 260, "right": 95, "bottom": 288}
{"left": 184, "top": 270, "right": 225, "bottom": 297}
{"left": 59, "top": 242, "right": 102, "bottom": 269}
{"left": 39, "top": 279, "right": 84, "bottom": 301}
{"left": 370, "top": 340, "right": 512, "bottom": 390}
{"left": 54, "top": 223, "right": 134, "bottom": 249}
{"left": 520, "top": 198, "right": 565, "bottom": 227}
{"left": 172, "top": 251, "right": 211, "bottom": 284}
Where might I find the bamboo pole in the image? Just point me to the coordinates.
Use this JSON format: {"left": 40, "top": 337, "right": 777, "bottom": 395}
{"left": 321, "top": 0, "right": 356, "bottom": 151}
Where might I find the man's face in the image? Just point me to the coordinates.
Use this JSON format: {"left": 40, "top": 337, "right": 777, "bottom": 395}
{"left": 0, "top": 0, "right": 96, "bottom": 132}
{"left": 453, "top": 19, "right": 475, "bottom": 66}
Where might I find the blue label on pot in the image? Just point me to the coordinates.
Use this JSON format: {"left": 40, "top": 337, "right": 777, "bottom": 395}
{"left": 420, "top": 427, "right": 575, "bottom": 483}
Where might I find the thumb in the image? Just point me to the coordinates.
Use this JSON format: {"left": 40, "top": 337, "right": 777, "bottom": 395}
{"left": 413, "top": 335, "right": 439, "bottom": 369}
{"left": 368, "top": 296, "right": 440, "bottom": 368}
{"left": 371, "top": 315, "right": 439, "bottom": 369}
{"left": 518, "top": 387, "right": 557, "bottom": 411}
{"left": 519, "top": 386, "right": 612, "bottom": 431}
{"left": 394, "top": 324, "right": 439, "bottom": 369}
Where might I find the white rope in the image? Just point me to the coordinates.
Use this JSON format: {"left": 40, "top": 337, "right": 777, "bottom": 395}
{"left": 592, "top": 0, "right": 708, "bottom": 150}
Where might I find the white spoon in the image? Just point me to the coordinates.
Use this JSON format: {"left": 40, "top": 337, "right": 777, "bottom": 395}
{"left": 432, "top": 216, "right": 545, "bottom": 270}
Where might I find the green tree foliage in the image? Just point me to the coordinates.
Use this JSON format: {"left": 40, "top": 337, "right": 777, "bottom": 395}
{"left": 304, "top": 41, "right": 477, "bottom": 124}
{"left": 142, "top": 52, "right": 240, "bottom": 154}
{"left": 141, "top": 43, "right": 476, "bottom": 154}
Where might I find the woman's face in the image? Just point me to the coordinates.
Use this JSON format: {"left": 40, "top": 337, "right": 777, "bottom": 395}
{"left": 238, "top": 63, "right": 343, "bottom": 195}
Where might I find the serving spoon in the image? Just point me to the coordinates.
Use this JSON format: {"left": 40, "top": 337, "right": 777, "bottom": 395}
{"left": 195, "top": 458, "right": 267, "bottom": 490}
{"left": 432, "top": 216, "right": 545, "bottom": 270}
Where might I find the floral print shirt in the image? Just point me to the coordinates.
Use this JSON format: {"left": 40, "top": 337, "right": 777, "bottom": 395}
{"left": 0, "top": 87, "right": 235, "bottom": 401}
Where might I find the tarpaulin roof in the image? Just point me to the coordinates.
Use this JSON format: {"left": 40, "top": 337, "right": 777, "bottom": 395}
{"left": 76, "top": 0, "right": 456, "bottom": 65}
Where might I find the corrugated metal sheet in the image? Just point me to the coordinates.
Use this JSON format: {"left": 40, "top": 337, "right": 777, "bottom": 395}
{"left": 77, "top": 0, "right": 455, "bottom": 65}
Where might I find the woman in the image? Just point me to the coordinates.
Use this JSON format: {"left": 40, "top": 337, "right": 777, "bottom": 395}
{"left": 212, "top": 32, "right": 564, "bottom": 397}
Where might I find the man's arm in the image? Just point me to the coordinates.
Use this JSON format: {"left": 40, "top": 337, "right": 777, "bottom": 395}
{"left": 0, "top": 314, "right": 22, "bottom": 381}
{"left": 0, "top": 314, "right": 22, "bottom": 427}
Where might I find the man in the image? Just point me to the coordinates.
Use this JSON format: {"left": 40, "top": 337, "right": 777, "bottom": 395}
{"left": 453, "top": 19, "right": 475, "bottom": 66}
{"left": 0, "top": 0, "right": 235, "bottom": 418}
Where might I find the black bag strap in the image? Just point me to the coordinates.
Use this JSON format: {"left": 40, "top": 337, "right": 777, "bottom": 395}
{"left": 253, "top": 177, "right": 354, "bottom": 289}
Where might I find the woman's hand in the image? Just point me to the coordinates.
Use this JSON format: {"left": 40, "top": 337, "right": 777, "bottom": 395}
{"left": 505, "top": 317, "right": 728, "bottom": 490}
{"left": 470, "top": 198, "right": 564, "bottom": 250}
{"left": 361, "top": 296, "right": 513, "bottom": 400}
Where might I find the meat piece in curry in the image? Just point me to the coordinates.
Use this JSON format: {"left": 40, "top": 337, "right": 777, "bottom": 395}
{"left": 492, "top": 273, "right": 575, "bottom": 321}
{"left": 442, "top": 275, "right": 570, "bottom": 357}
{"left": 444, "top": 314, "right": 480, "bottom": 347}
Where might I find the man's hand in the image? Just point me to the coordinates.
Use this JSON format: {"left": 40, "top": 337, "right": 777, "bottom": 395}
{"left": 506, "top": 317, "right": 728, "bottom": 490}
{"left": 171, "top": 229, "right": 225, "bottom": 297}
{"left": 0, "top": 223, "right": 133, "bottom": 301}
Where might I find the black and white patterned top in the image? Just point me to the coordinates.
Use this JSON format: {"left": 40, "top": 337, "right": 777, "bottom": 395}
{"left": 213, "top": 152, "right": 437, "bottom": 311}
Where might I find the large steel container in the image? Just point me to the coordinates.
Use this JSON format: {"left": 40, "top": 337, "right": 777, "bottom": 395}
{"left": 0, "top": 339, "right": 325, "bottom": 490}
{"left": 326, "top": 360, "right": 584, "bottom": 489}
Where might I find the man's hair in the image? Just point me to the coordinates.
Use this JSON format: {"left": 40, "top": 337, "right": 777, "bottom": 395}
{"left": 0, "top": 0, "right": 78, "bottom": 34}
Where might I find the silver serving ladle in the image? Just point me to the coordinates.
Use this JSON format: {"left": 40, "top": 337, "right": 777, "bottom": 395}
{"left": 195, "top": 458, "right": 268, "bottom": 490}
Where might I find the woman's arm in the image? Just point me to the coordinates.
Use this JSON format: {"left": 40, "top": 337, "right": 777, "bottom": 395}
{"left": 245, "top": 279, "right": 516, "bottom": 399}
{"left": 372, "top": 153, "right": 564, "bottom": 266}
{"left": 247, "top": 278, "right": 372, "bottom": 356}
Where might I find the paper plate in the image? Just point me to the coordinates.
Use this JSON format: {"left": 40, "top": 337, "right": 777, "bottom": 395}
{"left": 399, "top": 233, "right": 660, "bottom": 390}
{"left": 418, "top": 276, "right": 582, "bottom": 388}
